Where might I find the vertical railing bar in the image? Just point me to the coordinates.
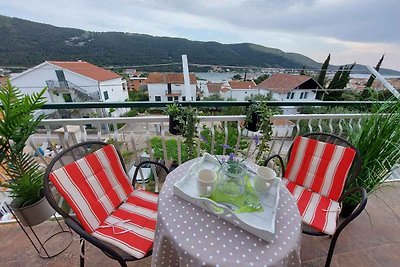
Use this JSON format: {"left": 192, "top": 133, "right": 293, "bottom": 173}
{"left": 268, "top": 131, "right": 279, "bottom": 158}
{"left": 211, "top": 121, "right": 215, "bottom": 155}
{"left": 358, "top": 118, "right": 362, "bottom": 131}
{"left": 277, "top": 126, "right": 290, "bottom": 156}
{"left": 177, "top": 136, "right": 182, "bottom": 165}
{"left": 223, "top": 121, "right": 229, "bottom": 155}
{"left": 145, "top": 122, "right": 158, "bottom": 192}
{"left": 318, "top": 119, "right": 323, "bottom": 132}
{"left": 308, "top": 119, "right": 313, "bottom": 133}
{"left": 329, "top": 119, "right": 334, "bottom": 134}
{"left": 349, "top": 118, "right": 354, "bottom": 135}
{"left": 62, "top": 125, "right": 70, "bottom": 148}
{"left": 96, "top": 123, "right": 102, "bottom": 140}
{"left": 160, "top": 122, "right": 168, "bottom": 163}
{"left": 79, "top": 125, "right": 87, "bottom": 142}
{"left": 196, "top": 122, "right": 202, "bottom": 158}
{"left": 113, "top": 123, "right": 119, "bottom": 147}
{"left": 235, "top": 120, "right": 242, "bottom": 155}
{"left": 338, "top": 119, "right": 344, "bottom": 136}
{"left": 45, "top": 125, "right": 58, "bottom": 158}
{"left": 295, "top": 119, "right": 301, "bottom": 137}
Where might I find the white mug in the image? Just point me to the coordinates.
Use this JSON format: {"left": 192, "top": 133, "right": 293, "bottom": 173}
{"left": 254, "top": 166, "right": 276, "bottom": 193}
{"left": 197, "top": 169, "right": 217, "bottom": 197}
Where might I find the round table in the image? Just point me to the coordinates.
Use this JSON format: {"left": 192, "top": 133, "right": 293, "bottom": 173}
{"left": 152, "top": 159, "right": 302, "bottom": 267}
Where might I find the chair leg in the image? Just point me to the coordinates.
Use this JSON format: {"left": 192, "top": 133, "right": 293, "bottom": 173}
{"left": 325, "top": 232, "right": 340, "bottom": 267}
{"left": 80, "top": 238, "right": 85, "bottom": 267}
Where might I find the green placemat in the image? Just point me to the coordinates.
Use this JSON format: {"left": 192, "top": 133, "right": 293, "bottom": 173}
{"left": 209, "top": 175, "right": 263, "bottom": 213}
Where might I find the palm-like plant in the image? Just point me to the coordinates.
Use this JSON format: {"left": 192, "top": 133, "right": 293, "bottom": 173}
{"left": 345, "top": 99, "right": 400, "bottom": 205}
{"left": 0, "top": 80, "right": 47, "bottom": 208}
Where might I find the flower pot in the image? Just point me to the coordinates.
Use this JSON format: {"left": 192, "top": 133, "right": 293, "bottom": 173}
{"left": 340, "top": 204, "right": 357, "bottom": 218}
{"left": 10, "top": 196, "right": 55, "bottom": 227}
{"left": 169, "top": 115, "right": 183, "bottom": 135}
{"left": 245, "top": 112, "right": 260, "bottom": 132}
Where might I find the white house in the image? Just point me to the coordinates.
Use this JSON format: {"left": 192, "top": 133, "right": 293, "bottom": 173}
{"left": 10, "top": 61, "right": 128, "bottom": 117}
{"left": 257, "top": 73, "right": 321, "bottom": 114}
{"left": 224, "top": 81, "right": 261, "bottom": 101}
{"left": 203, "top": 82, "right": 230, "bottom": 99}
{"left": 146, "top": 73, "right": 197, "bottom": 102}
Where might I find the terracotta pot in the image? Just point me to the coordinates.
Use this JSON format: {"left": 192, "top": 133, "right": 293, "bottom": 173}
{"left": 10, "top": 197, "right": 55, "bottom": 227}
{"left": 245, "top": 112, "right": 260, "bottom": 132}
{"left": 169, "top": 115, "right": 183, "bottom": 135}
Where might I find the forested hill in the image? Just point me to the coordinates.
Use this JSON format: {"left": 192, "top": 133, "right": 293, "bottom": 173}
{"left": 0, "top": 15, "right": 399, "bottom": 75}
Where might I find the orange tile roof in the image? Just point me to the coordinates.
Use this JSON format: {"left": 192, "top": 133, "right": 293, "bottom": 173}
{"left": 207, "top": 82, "right": 223, "bottom": 93}
{"left": 48, "top": 61, "right": 121, "bottom": 82}
{"left": 0, "top": 77, "right": 7, "bottom": 86}
{"left": 228, "top": 81, "right": 257, "bottom": 90}
{"left": 257, "top": 73, "right": 313, "bottom": 93}
{"left": 146, "top": 72, "right": 197, "bottom": 84}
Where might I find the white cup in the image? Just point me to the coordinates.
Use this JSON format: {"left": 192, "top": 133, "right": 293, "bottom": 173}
{"left": 197, "top": 169, "right": 217, "bottom": 197}
{"left": 254, "top": 166, "right": 276, "bottom": 193}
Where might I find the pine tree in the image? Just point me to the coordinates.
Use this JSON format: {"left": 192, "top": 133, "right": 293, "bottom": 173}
{"left": 365, "top": 54, "right": 384, "bottom": 88}
{"left": 337, "top": 62, "right": 355, "bottom": 89}
{"left": 328, "top": 66, "right": 343, "bottom": 89}
{"left": 317, "top": 54, "right": 330, "bottom": 87}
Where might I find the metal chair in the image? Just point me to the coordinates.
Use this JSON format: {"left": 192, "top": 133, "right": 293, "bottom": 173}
{"left": 43, "top": 141, "right": 169, "bottom": 267}
{"left": 264, "top": 133, "right": 367, "bottom": 267}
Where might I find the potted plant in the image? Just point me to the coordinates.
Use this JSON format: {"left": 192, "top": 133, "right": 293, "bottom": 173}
{"left": 0, "top": 80, "right": 54, "bottom": 226}
{"left": 342, "top": 99, "right": 400, "bottom": 216}
{"left": 166, "top": 102, "right": 184, "bottom": 135}
{"left": 245, "top": 101, "right": 260, "bottom": 132}
{"left": 182, "top": 106, "right": 199, "bottom": 160}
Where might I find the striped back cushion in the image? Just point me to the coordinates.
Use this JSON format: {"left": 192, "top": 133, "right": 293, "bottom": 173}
{"left": 285, "top": 136, "right": 356, "bottom": 201}
{"left": 49, "top": 144, "right": 134, "bottom": 233}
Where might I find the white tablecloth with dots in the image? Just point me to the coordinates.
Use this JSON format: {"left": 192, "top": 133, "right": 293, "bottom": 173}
{"left": 152, "top": 159, "right": 302, "bottom": 267}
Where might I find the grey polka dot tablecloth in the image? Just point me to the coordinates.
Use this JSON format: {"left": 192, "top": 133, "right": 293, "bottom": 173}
{"left": 152, "top": 159, "right": 302, "bottom": 267}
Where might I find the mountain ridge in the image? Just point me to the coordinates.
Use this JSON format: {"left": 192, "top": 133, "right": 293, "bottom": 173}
{"left": 0, "top": 14, "right": 399, "bottom": 75}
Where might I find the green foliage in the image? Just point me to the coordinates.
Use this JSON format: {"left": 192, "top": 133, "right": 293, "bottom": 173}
{"left": 317, "top": 54, "right": 330, "bottom": 88}
{"left": 203, "top": 94, "right": 224, "bottom": 101}
{"left": 165, "top": 102, "right": 182, "bottom": 118}
{"left": 365, "top": 54, "right": 384, "bottom": 88}
{"left": 200, "top": 126, "right": 249, "bottom": 156}
{"left": 182, "top": 106, "right": 199, "bottom": 160}
{"left": 128, "top": 90, "right": 148, "bottom": 102}
{"left": 232, "top": 74, "right": 242, "bottom": 80}
{"left": 254, "top": 74, "right": 270, "bottom": 85}
{"left": 345, "top": 100, "right": 400, "bottom": 205}
{"left": 254, "top": 102, "right": 274, "bottom": 164}
{"left": 324, "top": 63, "right": 355, "bottom": 101}
{"left": 0, "top": 80, "right": 47, "bottom": 207}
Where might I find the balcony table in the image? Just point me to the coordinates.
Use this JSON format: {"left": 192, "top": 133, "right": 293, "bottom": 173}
{"left": 152, "top": 158, "right": 302, "bottom": 267}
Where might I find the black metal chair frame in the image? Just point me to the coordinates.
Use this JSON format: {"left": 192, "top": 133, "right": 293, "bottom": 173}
{"left": 43, "top": 141, "right": 169, "bottom": 267}
{"left": 264, "top": 133, "right": 367, "bottom": 267}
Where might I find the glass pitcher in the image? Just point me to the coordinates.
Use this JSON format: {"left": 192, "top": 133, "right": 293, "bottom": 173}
{"left": 217, "top": 162, "right": 246, "bottom": 196}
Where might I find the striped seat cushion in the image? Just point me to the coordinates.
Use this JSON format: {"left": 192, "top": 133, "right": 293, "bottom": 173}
{"left": 92, "top": 189, "right": 158, "bottom": 259}
{"left": 49, "top": 144, "right": 134, "bottom": 232}
{"left": 283, "top": 179, "right": 339, "bottom": 235}
{"left": 285, "top": 136, "right": 356, "bottom": 201}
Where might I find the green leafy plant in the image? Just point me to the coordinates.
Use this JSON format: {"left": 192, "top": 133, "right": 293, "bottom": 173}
{"left": 0, "top": 80, "right": 47, "bottom": 208}
{"left": 345, "top": 99, "right": 400, "bottom": 205}
{"left": 182, "top": 106, "right": 199, "bottom": 160}
{"left": 166, "top": 102, "right": 184, "bottom": 135}
{"left": 255, "top": 102, "right": 274, "bottom": 164}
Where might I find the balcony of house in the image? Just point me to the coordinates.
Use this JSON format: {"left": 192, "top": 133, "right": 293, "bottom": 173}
{"left": 165, "top": 89, "right": 182, "bottom": 96}
{"left": 1, "top": 100, "right": 399, "bottom": 267}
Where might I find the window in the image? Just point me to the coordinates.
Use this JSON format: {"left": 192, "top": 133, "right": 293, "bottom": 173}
{"left": 167, "top": 96, "right": 173, "bottom": 101}
{"left": 174, "top": 96, "right": 179, "bottom": 101}
{"left": 304, "top": 92, "right": 308, "bottom": 99}
{"left": 290, "top": 92, "right": 295, "bottom": 99}
{"left": 55, "top": 70, "right": 67, "bottom": 87}
{"left": 62, "top": 93, "right": 73, "bottom": 102}
{"left": 286, "top": 92, "right": 291, "bottom": 99}
{"left": 103, "top": 91, "right": 109, "bottom": 100}
{"left": 167, "top": 83, "right": 172, "bottom": 94}
{"left": 155, "top": 96, "right": 161, "bottom": 101}
{"left": 182, "top": 96, "right": 186, "bottom": 101}
{"left": 300, "top": 92, "right": 304, "bottom": 99}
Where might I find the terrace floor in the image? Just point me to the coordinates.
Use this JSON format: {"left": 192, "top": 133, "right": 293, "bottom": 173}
{"left": 1, "top": 182, "right": 399, "bottom": 267}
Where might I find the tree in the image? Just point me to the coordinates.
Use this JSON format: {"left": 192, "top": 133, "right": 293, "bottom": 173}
{"left": 365, "top": 54, "right": 384, "bottom": 88}
{"left": 317, "top": 54, "right": 330, "bottom": 87}
{"left": 254, "top": 74, "right": 270, "bottom": 85}
{"left": 203, "top": 94, "right": 224, "bottom": 101}
{"left": 232, "top": 74, "right": 242, "bottom": 80}
{"left": 327, "top": 66, "right": 343, "bottom": 89}
{"left": 362, "top": 54, "right": 385, "bottom": 100}
{"left": 336, "top": 62, "right": 355, "bottom": 89}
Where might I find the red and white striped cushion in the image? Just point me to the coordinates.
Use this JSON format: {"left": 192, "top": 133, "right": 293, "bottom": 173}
{"left": 283, "top": 179, "right": 339, "bottom": 235}
{"left": 285, "top": 136, "right": 356, "bottom": 201}
{"left": 92, "top": 190, "right": 158, "bottom": 259}
{"left": 49, "top": 144, "right": 134, "bottom": 233}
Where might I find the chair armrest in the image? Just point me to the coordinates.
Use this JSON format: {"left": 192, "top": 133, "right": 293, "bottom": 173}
{"left": 264, "top": 154, "right": 285, "bottom": 177}
{"left": 64, "top": 218, "right": 127, "bottom": 266}
{"left": 337, "top": 187, "right": 368, "bottom": 233}
{"left": 132, "top": 160, "right": 170, "bottom": 188}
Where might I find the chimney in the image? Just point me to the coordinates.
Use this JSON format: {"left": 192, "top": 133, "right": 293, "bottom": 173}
{"left": 182, "top": 55, "right": 192, "bottom": 101}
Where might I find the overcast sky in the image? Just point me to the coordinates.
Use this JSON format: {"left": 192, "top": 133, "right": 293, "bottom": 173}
{"left": 2, "top": 0, "right": 400, "bottom": 70}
